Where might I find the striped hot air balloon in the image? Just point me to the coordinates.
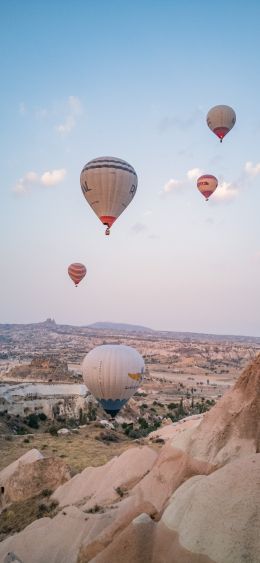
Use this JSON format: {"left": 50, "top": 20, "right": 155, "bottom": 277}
{"left": 197, "top": 175, "right": 218, "bottom": 201}
{"left": 80, "top": 157, "right": 138, "bottom": 235}
{"left": 82, "top": 344, "right": 145, "bottom": 417}
{"left": 68, "top": 263, "right": 87, "bottom": 287}
{"left": 206, "top": 105, "right": 236, "bottom": 142}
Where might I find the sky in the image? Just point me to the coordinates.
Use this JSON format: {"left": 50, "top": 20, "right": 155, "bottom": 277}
{"left": 1, "top": 0, "right": 260, "bottom": 336}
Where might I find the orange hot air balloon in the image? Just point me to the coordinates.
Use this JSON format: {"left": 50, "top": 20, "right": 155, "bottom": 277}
{"left": 206, "top": 105, "right": 236, "bottom": 142}
{"left": 68, "top": 263, "right": 87, "bottom": 287}
{"left": 197, "top": 175, "right": 218, "bottom": 201}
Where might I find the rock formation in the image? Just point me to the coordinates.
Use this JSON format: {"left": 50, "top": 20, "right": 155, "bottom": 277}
{"left": 0, "top": 355, "right": 259, "bottom": 562}
{"left": 154, "top": 454, "right": 260, "bottom": 563}
{"left": 0, "top": 450, "right": 43, "bottom": 511}
{"left": 3, "top": 457, "right": 72, "bottom": 504}
{"left": 170, "top": 353, "right": 260, "bottom": 465}
{"left": 7, "top": 355, "right": 70, "bottom": 382}
{"left": 0, "top": 450, "right": 43, "bottom": 488}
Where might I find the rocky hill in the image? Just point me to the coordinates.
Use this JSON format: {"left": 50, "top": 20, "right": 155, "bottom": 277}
{"left": 0, "top": 354, "right": 259, "bottom": 562}
{"left": 86, "top": 322, "right": 155, "bottom": 333}
{"left": 7, "top": 356, "right": 70, "bottom": 382}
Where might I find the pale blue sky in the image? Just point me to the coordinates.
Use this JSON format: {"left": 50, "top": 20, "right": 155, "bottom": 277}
{"left": 1, "top": 0, "right": 260, "bottom": 335}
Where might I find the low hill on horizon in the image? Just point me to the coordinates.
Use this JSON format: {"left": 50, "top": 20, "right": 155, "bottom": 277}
{"left": 86, "top": 321, "right": 155, "bottom": 333}
{"left": 1, "top": 319, "right": 260, "bottom": 344}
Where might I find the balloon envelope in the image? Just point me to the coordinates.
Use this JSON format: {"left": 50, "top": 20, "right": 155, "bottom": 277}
{"left": 197, "top": 175, "right": 218, "bottom": 201}
{"left": 68, "top": 263, "right": 87, "bottom": 286}
{"left": 80, "top": 157, "right": 138, "bottom": 234}
{"left": 206, "top": 105, "right": 236, "bottom": 142}
{"left": 82, "top": 344, "right": 145, "bottom": 416}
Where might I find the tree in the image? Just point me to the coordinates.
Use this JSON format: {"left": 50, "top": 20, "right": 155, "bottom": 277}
{"left": 27, "top": 413, "right": 39, "bottom": 429}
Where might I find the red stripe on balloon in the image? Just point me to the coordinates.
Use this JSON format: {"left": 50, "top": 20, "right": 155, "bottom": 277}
{"left": 203, "top": 190, "right": 214, "bottom": 199}
{"left": 213, "top": 126, "right": 229, "bottom": 140}
{"left": 99, "top": 216, "right": 116, "bottom": 228}
{"left": 68, "top": 263, "right": 86, "bottom": 286}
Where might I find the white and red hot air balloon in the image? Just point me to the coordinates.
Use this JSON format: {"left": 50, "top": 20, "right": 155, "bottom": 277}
{"left": 207, "top": 105, "right": 236, "bottom": 142}
{"left": 80, "top": 156, "right": 138, "bottom": 235}
{"left": 68, "top": 263, "right": 87, "bottom": 287}
{"left": 197, "top": 174, "right": 218, "bottom": 201}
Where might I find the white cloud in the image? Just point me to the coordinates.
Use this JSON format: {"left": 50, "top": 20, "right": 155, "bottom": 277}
{"left": 40, "top": 169, "right": 66, "bottom": 186}
{"left": 163, "top": 178, "right": 182, "bottom": 194}
{"left": 212, "top": 181, "right": 238, "bottom": 202}
{"left": 25, "top": 171, "right": 39, "bottom": 183}
{"left": 13, "top": 180, "right": 28, "bottom": 195}
{"left": 56, "top": 95, "right": 83, "bottom": 134}
{"left": 13, "top": 170, "right": 38, "bottom": 194}
{"left": 244, "top": 161, "right": 260, "bottom": 177}
{"left": 68, "top": 95, "right": 82, "bottom": 115}
{"left": 56, "top": 115, "right": 75, "bottom": 134}
{"left": 187, "top": 167, "right": 203, "bottom": 180}
{"left": 12, "top": 168, "right": 66, "bottom": 194}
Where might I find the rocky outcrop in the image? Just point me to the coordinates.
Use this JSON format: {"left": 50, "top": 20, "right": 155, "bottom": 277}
{"left": 0, "top": 383, "right": 87, "bottom": 419}
{"left": 53, "top": 446, "right": 157, "bottom": 509}
{"left": 129, "top": 441, "right": 214, "bottom": 515}
{"left": 84, "top": 513, "right": 157, "bottom": 563}
{"left": 0, "top": 507, "right": 96, "bottom": 563}
{"left": 80, "top": 455, "right": 260, "bottom": 563}
{"left": 0, "top": 449, "right": 43, "bottom": 488}
{"left": 154, "top": 454, "right": 260, "bottom": 563}
{"left": 148, "top": 414, "right": 203, "bottom": 442}
{"left": 7, "top": 355, "right": 70, "bottom": 382}
{"left": 88, "top": 513, "right": 214, "bottom": 563}
{"left": 0, "top": 355, "right": 259, "bottom": 563}
{"left": 170, "top": 354, "right": 260, "bottom": 465}
{"left": 3, "top": 457, "right": 72, "bottom": 504}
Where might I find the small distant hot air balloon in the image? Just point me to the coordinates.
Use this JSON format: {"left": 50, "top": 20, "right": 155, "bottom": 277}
{"left": 197, "top": 175, "right": 218, "bottom": 201}
{"left": 82, "top": 344, "right": 145, "bottom": 417}
{"left": 80, "top": 157, "right": 138, "bottom": 235}
{"left": 207, "top": 105, "right": 236, "bottom": 142}
{"left": 68, "top": 263, "right": 86, "bottom": 287}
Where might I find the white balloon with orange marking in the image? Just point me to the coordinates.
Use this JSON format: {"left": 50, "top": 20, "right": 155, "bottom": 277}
{"left": 80, "top": 157, "right": 138, "bottom": 235}
{"left": 197, "top": 175, "right": 218, "bottom": 201}
{"left": 82, "top": 344, "right": 145, "bottom": 416}
{"left": 206, "top": 105, "right": 236, "bottom": 142}
{"left": 68, "top": 263, "right": 87, "bottom": 287}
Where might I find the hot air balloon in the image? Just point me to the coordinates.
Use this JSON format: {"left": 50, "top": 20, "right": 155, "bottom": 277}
{"left": 206, "top": 105, "right": 236, "bottom": 142}
{"left": 82, "top": 344, "right": 145, "bottom": 417}
{"left": 197, "top": 175, "right": 218, "bottom": 201}
{"left": 80, "top": 157, "right": 138, "bottom": 235}
{"left": 68, "top": 263, "right": 87, "bottom": 287}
